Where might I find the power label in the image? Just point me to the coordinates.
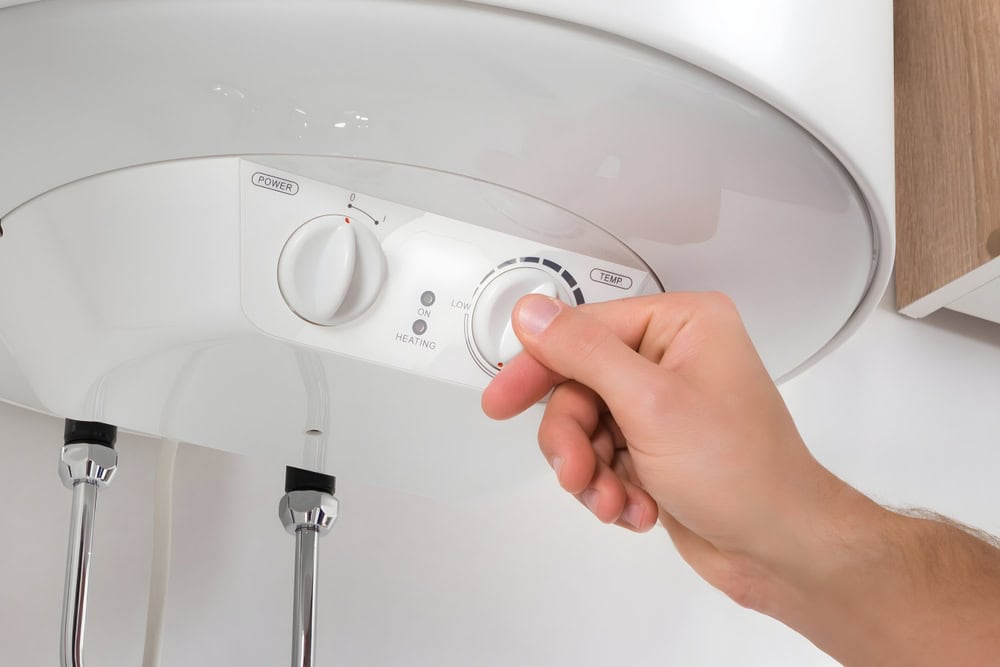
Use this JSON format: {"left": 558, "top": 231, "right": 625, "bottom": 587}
{"left": 251, "top": 172, "right": 299, "bottom": 196}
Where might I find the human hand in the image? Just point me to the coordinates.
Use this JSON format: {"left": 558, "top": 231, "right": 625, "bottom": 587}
{"left": 482, "top": 292, "right": 847, "bottom": 602}
{"left": 484, "top": 292, "right": 1000, "bottom": 666}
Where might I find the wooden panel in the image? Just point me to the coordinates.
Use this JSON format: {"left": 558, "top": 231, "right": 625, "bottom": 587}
{"left": 895, "top": 0, "right": 1000, "bottom": 309}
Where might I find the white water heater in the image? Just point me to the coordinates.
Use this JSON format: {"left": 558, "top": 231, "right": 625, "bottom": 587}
{"left": 0, "top": 0, "right": 893, "bottom": 497}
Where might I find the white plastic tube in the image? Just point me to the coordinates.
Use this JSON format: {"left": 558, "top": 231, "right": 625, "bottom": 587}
{"left": 141, "top": 438, "right": 179, "bottom": 667}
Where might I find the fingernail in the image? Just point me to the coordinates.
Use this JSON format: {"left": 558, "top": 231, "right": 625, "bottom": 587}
{"left": 550, "top": 456, "right": 564, "bottom": 480}
{"left": 581, "top": 488, "right": 600, "bottom": 515}
{"left": 622, "top": 503, "right": 644, "bottom": 529}
{"left": 517, "top": 295, "right": 561, "bottom": 334}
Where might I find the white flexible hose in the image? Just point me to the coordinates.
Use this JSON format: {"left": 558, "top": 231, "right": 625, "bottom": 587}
{"left": 141, "top": 438, "right": 179, "bottom": 667}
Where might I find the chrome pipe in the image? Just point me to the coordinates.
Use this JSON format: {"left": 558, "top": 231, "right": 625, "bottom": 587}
{"left": 291, "top": 527, "right": 320, "bottom": 667}
{"left": 58, "top": 438, "right": 117, "bottom": 667}
{"left": 61, "top": 482, "right": 99, "bottom": 667}
{"left": 279, "top": 486, "right": 338, "bottom": 667}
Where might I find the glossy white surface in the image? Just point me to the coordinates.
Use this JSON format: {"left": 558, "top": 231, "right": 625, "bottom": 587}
{"left": 0, "top": 0, "right": 885, "bottom": 373}
{"left": 0, "top": 0, "right": 892, "bottom": 483}
{"left": 473, "top": 0, "right": 896, "bottom": 281}
{"left": 3, "top": 297, "right": 999, "bottom": 667}
{"left": 0, "top": 158, "right": 652, "bottom": 493}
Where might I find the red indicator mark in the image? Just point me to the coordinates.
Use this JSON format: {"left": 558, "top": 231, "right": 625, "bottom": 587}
{"left": 345, "top": 217, "right": 351, "bottom": 224}
{"left": 497, "top": 362, "right": 504, "bottom": 368}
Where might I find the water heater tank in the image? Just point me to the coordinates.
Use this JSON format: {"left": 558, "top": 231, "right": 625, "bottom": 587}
{"left": 0, "top": 0, "right": 893, "bottom": 497}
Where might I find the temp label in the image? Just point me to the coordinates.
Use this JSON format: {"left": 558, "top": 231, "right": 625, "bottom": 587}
{"left": 590, "top": 268, "right": 632, "bottom": 290}
{"left": 251, "top": 172, "right": 299, "bottom": 196}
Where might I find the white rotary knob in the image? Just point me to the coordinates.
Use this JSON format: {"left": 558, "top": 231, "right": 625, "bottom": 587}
{"left": 277, "top": 216, "right": 386, "bottom": 325}
{"left": 470, "top": 266, "right": 572, "bottom": 369}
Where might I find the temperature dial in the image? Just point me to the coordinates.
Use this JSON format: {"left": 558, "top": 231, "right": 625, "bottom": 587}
{"left": 278, "top": 215, "right": 386, "bottom": 325}
{"left": 468, "top": 258, "right": 582, "bottom": 374}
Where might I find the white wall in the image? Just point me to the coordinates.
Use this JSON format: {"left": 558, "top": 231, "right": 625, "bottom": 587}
{"left": 2, "top": 293, "right": 999, "bottom": 666}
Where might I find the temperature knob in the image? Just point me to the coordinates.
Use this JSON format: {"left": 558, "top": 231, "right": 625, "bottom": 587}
{"left": 278, "top": 215, "right": 386, "bottom": 325}
{"left": 469, "top": 261, "right": 577, "bottom": 372}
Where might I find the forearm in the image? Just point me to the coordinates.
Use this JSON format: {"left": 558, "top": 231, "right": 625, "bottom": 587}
{"left": 748, "top": 482, "right": 1000, "bottom": 666}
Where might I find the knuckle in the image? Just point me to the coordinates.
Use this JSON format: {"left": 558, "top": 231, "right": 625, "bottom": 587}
{"left": 663, "top": 292, "right": 743, "bottom": 359}
{"left": 699, "top": 291, "right": 738, "bottom": 317}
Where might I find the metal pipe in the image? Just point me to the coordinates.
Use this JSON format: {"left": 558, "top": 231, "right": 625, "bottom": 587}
{"left": 61, "top": 482, "right": 99, "bottom": 667}
{"left": 291, "top": 527, "right": 320, "bottom": 667}
{"left": 279, "top": 476, "right": 337, "bottom": 667}
{"left": 58, "top": 423, "right": 118, "bottom": 667}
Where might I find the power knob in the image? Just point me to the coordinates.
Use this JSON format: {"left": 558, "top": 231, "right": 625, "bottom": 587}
{"left": 277, "top": 215, "right": 386, "bottom": 325}
{"left": 469, "top": 263, "right": 575, "bottom": 372}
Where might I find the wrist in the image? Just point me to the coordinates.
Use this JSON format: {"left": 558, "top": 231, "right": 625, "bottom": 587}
{"left": 706, "top": 454, "right": 874, "bottom": 604}
{"left": 722, "top": 477, "right": 896, "bottom": 663}
{"left": 720, "top": 466, "right": 884, "bottom": 614}
{"left": 689, "top": 458, "right": 875, "bottom": 614}
{"left": 735, "top": 476, "right": 1000, "bottom": 666}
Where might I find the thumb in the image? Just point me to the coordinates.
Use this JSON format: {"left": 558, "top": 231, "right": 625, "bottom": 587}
{"left": 511, "top": 294, "right": 663, "bottom": 411}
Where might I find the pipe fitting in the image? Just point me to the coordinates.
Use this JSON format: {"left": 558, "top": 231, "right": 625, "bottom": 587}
{"left": 59, "top": 443, "right": 118, "bottom": 490}
{"left": 278, "top": 490, "right": 338, "bottom": 536}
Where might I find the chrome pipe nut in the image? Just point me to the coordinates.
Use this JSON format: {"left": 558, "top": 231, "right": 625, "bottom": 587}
{"left": 278, "top": 490, "right": 338, "bottom": 536}
{"left": 59, "top": 442, "right": 118, "bottom": 489}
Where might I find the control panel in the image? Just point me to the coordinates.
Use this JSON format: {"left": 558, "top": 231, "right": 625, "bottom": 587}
{"left": 240, "top": 160, "right": 656, "bottom": 389}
